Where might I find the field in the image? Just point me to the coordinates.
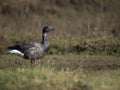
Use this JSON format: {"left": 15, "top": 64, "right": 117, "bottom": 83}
{"left": 0, "top": 54, "right": 120, "bottom": 90}
{"left": 0, "top": 0, "right": 120, "bottom": 90}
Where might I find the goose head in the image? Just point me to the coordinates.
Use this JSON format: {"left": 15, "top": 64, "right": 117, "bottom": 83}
{"left": 42, "top": 25, "right": 54, "bottom": 33}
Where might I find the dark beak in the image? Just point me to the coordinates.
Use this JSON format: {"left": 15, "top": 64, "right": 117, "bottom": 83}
{"left": 52, "top": 28, "right": 54, "bottom": 31}
{"left": 50, "top": 28, "right": 54, "bottom": 31}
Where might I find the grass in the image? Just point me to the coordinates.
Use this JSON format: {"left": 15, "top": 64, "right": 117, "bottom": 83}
{"left": 0, "top": 0, "right": 120, "bottom": 90}
{"left": 0, "top": 0, "right": 120, "bottom": 55}
{"left": 0, "top": 54, "right": 120, "bottom": 71}
{"left": 0, "top": 69, "right": 120, "bottom": 90}
{"left": 0, "top": 54, "right": 120, "bottom": 90}
{"left": 85, "top": 70, "right": 120, "bottom": 90}
{"left": 0, "top": 68, "right": 89, "bottom": 90}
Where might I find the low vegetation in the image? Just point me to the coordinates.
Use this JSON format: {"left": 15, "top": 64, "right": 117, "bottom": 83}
{"left": 0, "top": 54, "right": 120, "bottom": 90}
{"left": 0, "top": 0, "right": 120, "bottom": 90}
{"left": 0, "top": 0, "right": 120, "bottom": 55}
{"left": 1, "top": 68, "right": 120, "bottom": 90}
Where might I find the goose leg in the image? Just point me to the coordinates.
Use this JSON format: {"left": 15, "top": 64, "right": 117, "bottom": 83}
{"left": 30, "top": 59, "right": 36, "bottom": 68}
{"left": 30, "top": 59, "right": 34, "bottom": 68}
{"left": 34, "top": 60, "right": 36, "bottom": 66}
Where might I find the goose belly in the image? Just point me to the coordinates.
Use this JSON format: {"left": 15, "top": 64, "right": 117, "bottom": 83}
{"left": 24, "top": 47, "right": 44, "bottom": 60}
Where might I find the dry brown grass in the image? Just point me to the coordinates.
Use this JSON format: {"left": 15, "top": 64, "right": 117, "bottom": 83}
{"left": 0, "top": 0, "right": 120, "bottom": 55}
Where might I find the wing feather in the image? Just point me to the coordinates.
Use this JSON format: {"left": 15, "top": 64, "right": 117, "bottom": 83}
{"left": 20, "top": 42, "right": 37, "bottom": 52}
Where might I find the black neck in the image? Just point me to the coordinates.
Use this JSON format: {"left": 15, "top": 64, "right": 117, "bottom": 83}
{"left": 41, "top": 33, "right": 50, "bottom": 52}
{"left": 42, "top": 33, "right": 48, "bottom": 43}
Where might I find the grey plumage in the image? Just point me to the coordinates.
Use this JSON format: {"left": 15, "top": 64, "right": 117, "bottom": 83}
{"left": 8, "top": 25, "right": 54, "bottom": 67}
{"left": 24, "top": 42, "right": 44, "bottom": 59}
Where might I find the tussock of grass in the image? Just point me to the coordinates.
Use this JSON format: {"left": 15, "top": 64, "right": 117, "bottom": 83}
{"left": 49, "top": 37, "right": 120, "bottom": 56}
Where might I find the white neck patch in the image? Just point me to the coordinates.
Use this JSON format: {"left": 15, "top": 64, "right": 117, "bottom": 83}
{"left": 43, "top": 33, "right": 47, "bottom": 37}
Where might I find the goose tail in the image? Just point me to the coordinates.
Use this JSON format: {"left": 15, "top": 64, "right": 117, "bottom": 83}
{"left": 7, "top": 50, "right": 24, "bottom": 57}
